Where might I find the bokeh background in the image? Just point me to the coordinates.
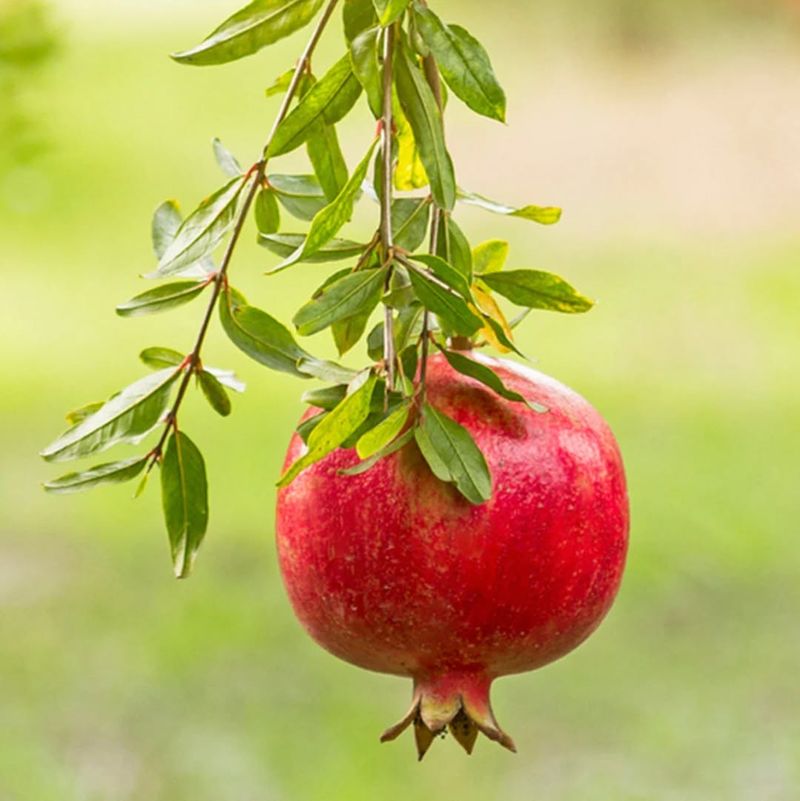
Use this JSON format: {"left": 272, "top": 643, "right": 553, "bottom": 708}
{"left": 2, "top": 0, "right": 799, "bottom": 798}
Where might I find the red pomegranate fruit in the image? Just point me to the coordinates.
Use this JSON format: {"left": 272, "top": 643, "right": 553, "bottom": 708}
{"left": 275, "top": 352, "right": 629, "bottom": 759}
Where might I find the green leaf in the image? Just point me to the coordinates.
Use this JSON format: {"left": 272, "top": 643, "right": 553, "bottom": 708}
{"left": 265, "top": 67, "right": 296, "bottom": 96}
{"left": 415, "top": 403, "right": 492, "bottom": 504}
{"left": 394, "top": 38, "right": 456, "bottom": 210}
{"left": 356, "top": 401, "right": 410, "bottom": 458}
{"left": 409, "top": 254, "right": 472, "bottom": 300}
{"left": 161, "top": 431, "right": 208, "bottom": 580}
{"left": 220, "top": 288, "right": 312, "bottom": 378}
{"left": 294, "top": 267, "right": 386, "bottom": 336}
{"left": 268, "top": 55, "right": 363, "bottom": 157}
{"left": 393, "top": 95, "right": 428, "bottom": 191}
{"left": 172, "top": 0, "right": 325, "bottom": 66}
{"left": 140, "top": 347, "right": 185, "bottom": 370}
{"left": 412, "top": 4, "right": 505, "bottom": 122}
{"left": 41, "top": 369, "right": 179, "bottom": 463}
{"left": 393, "top": 302, "right": 424, "bottom": 352}
{"left": 349, "top": 26, "right": 382, "bottom": 118}
{"left": 212, "top": 137, "right": 243, "bottom": 177}
{"left": 296, "top": 358, "right": 359, "bottom": 384}
{"left": 260, "top": 233, "right": 366, "bottom": 267}
{"left": 276, "top": 137, "right": 378, "bottom": 269}
{"left": 482, "top": 314, "right": 526, "bottom": 358}
{"left": 151, "top": 201, "right": 214, "bottom": 279}
{"left": 473, "top": 239, "right": 508, "bottom": 274}
{"left": 269, "top": 174, "right": 327, "bottom": 221}
{"left": 260, "top": 234, "right": 366, "bottom": 270}
{"left": 372, "top": 0, "right": 408, "bottom": 26}
{"left": 205, "top": 367, "right": 246, "bottom": 393}
{"left": 481, "top": 270, "right": 594, "bottom": 313}
{"left": 255, "top": 188, "right": 281, "bottom": 234}
{"left": 44, "top": 456, "right": 149, "bottom": 496}
{"left": 392, "top": 197, "right": 431, "bottom": 251}
{"left": 343, "top": 0, "right": 377, "bottom": 41}
{"left": 65, "top": 401, "right": 104, "bottom": 426}
{"left": 341, "top": 427, "right": 414, "bottom": 475}
{"left": 116, "top": 280, "right": 208, "bottom": 318}
{"left": 457, "top": 189, "right": 562, "bottom": 225}
{"left": 302, "top": 384, "right": 347, "bottom": 410}
{"left": 436, "top": 215, "right": 472, "bottom": 280}
{"left": 438, "top": 349, "right": 541, "bottom": 409}
{"left": 332, "top": 310, "right": 373, "bottom": 356}
{"left": 152, "top": 200, "right": 183, "bottom": 260}
{"left": 406, "top": 265, "right": 483, "bottom": 336}
{"left": 198, "top": 371, "right": 232, "bottom": 417}
{"left": 307, "top": 123, "right": 349, "bottom": 202}
{"left": 151, "top": 178, "right": 245, "bottom": 278}
{"left": 278, "top": 374, "right": 377, "bottom": 486}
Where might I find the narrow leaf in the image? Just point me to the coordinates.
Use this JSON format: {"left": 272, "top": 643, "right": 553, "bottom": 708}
{"left": 307, "top": 123, "right": 349, "bottom": 202}
{"left": 415, "top": 403, "right": 492, "bottom": 504}
{"left": 65, "top": 401, "right": 104, "bottom": 426}
{"left": 205, "top": 367, "right": 246, "bottom": 393}
{"left": 473, "top": 239, "right": 508, "bottom": 274}
{"left": 255, "top": 188, "right": 281, "bottom": 234}
{"left": 356, "top": 402, "right": 410, "bottom": 459}
{"left": 277, "top": 137, "right": 378, "bottom": 268}
{"left": 439, "top": 349, "right": 539, "bottom": 408}
{"left": 265, "top": 67, "right": 296, "bottom": 96}
{"left": 140, "top": 347, "right": 185, "bottom": 370}
{"left": 344, "top": 0, "right": 378, "bottom": 42}
{"left": 116, "top": 281, "right": 208, "bottom": 318}
{"left": 481, "top": 270, "right": 594, "bottom": 313}
{"left": 332, "top": 310, "right": 372, "bottom": 356}
{"left": 392, "top": 197, "right": 431, "bottom": 251}
{"left": 436, "top": 216, "right": 472, "bottom": 280}
{"left": 372, "top": 0, "right": 408, "bottom": 26}
{"left": 406, "top": 266, "right": 483, "bottom": 336}
{"left": 395, "top": 39, "right": 456, "bottom": 210}
{"left": 212, "top": 137, "right": 243, "bottom": 177}
{"left": 294, "top": 268, "right": 386, "bottom": 336}
{"left": 302, "top": 384, "right": 347, "bottom": 410}
{"left": 260, "top": 233, "right": 366, "bottom": 266}
{"left": 198, "top": 371, "right": 232, "bottom": 417}
{"left": 161, "top": 431, "right": 208, "bottom": 579}
{"left": 172, "top": 0, "right": 325, "bottom": 66}
{"left": 410, "top": 254, "right": 472, "bottom": 300}
{"left": 44, "top": 457, "right": 149, "bottom": 496}
{"left": 268, "top": 55, "right": 363, "bottom": 157}
{"left": 458, "top": 189, "right": 562, "bottom": 225}
{"left": 340, "top": 428, "right": 414, "bottom": 475}
{"left": 278, "top": 374, "right": 377, "bottom": 486}
{"left": 349, "top": 26, "right": 382, "bottom": 118}
{"left": 393, "top": 96, "right": 428, "bottom": 190}
{"left": 269, "top": 173, "right": 327, "bottom": 220}
{"left": 151, "top": 200, "right": 214, "bottom": 279}
{"left": 41, "top": 369, "right": 179, "bottom": 463}
{"left": 151, "top": 178, "right": 245, "bottom": 278}
{"left": 219, "top": 288, "right": 311, "bottom": 378}
{"left": 413, "top": 5, "right": 505, "bottom": 122}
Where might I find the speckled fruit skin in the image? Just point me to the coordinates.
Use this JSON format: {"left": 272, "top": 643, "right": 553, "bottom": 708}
{"left": 275, "top": 352, "right": 629, "bottom": 757}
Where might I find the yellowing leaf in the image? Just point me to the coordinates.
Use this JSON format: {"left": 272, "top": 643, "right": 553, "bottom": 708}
{"left": 473, "top": 285, "right": 513, "bottom": 353}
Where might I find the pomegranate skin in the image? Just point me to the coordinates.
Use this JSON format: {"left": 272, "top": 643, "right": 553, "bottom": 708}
{"left": 275, "top": 353, "right": 629, "bottom": 756}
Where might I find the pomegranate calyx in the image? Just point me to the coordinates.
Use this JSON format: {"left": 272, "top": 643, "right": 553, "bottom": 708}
{"left": 380, "top": 673, "right": 516, "bottom": 760}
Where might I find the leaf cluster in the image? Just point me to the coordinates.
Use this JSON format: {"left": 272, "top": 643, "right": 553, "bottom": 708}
{"left": 41, "top": 0, "right": 595, "bottom": 578}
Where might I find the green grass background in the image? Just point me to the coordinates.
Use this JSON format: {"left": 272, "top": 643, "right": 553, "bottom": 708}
{"left": 1, "top": 1, "right": 799, "bottom": 798}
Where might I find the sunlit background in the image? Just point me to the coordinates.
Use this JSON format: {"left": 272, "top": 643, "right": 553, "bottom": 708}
{"left": 2, "top": 0, "right": 799, "bottom": 798}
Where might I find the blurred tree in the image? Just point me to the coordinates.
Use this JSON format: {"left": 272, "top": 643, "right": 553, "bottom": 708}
{"left": 0, "top": 0, "right": 59, "bottom": 172}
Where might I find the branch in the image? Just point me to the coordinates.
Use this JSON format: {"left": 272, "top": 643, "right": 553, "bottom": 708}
{"left": 380, "top": 24, "right": 397, "bottom": 394}
{"left": 149, "top": 0, "right": 341, "bottom": 464}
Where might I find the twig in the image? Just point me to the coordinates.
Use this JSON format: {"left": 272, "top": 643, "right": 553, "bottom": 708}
{"left": 380, "top": 24, "right": 397, "bottom": 396}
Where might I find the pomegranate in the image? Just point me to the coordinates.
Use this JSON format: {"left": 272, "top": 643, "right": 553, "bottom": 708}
{"left": 275, "top": 352, "right": 629, "bottom": 758}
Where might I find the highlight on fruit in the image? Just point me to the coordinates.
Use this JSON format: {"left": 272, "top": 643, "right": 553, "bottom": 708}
{"left": 40, "top": 0, "right": 630, "bottom": 758}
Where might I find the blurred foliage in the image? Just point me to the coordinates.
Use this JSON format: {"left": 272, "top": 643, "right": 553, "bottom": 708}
{"left": 0, "top": 0, "right": 59, "bottom": 170}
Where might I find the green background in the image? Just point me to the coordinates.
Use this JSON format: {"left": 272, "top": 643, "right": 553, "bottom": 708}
{"left": 2, "top": 1, "right": 799, "bottom": 798}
